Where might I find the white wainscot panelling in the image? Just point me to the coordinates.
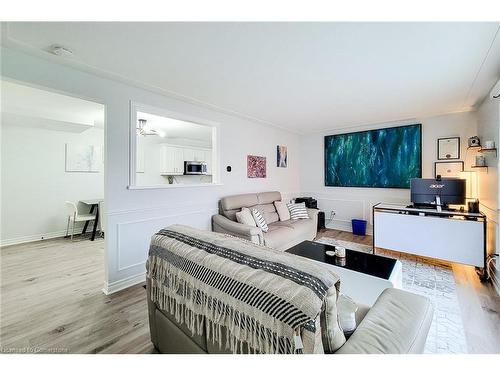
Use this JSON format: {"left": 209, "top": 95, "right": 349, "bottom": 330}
{"left": 104, "top": 206, "right": 217, "bottom": 294}
{"left": 317, "top": 197, "right": 365, "bottom": 231}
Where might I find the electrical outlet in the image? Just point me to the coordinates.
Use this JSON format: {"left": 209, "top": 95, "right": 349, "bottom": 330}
{"left": 330, "top": 210, "right": 336, "bottom": 220}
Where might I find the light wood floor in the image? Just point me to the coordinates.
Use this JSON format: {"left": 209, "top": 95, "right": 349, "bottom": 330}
{"left": 0, "top": 236, "right": 155, "bottom": 354}
{"left": 1, "top": 230, "right": 499, "bottom": 354}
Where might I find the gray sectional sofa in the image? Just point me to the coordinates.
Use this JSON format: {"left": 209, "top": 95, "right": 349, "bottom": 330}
{"left": 146, "top": 227, "right": 434, "bottom": 354}
{"left": 148, "top": 280, "right": 433, "bottom": 354}
{"left": 212, "top": 191, "right": 318, "bottom": 251}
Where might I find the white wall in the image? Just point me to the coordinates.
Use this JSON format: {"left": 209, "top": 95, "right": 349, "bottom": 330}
{"left": 299, "top": 111, "right": 478, "bottom": 233}
{"left": 0, "top": 124, "right": 104, "bottom": 245}
{"left": 0, "top": 47, "right": 301, "bottom": 293}
{"left": 477, "top": 90, "right": 500, "bottom": 292}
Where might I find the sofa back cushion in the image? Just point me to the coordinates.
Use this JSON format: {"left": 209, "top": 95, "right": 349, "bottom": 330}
{"left": 249, "top": 203, "right": 279, "bottom": 224}
{"left": 220, "top": 193, "right": 259, "bottom": 221}
{"left": 220, "top": 191, "right": 281, "bottom": 221}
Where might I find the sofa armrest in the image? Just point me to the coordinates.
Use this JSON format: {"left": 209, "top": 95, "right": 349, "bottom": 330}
{"left": 307, "top": 208, "right": 319, "bottom": 219}
{"left": 336, "top": 288, "right": 433, "bottom": 354}
{"left": 212, "top": 214, "right": 263, "bottom": 245}
{"left": 307, "top": 208, "right": 319, "bottom": 227}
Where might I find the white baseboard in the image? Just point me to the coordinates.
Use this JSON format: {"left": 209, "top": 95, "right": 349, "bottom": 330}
{"left": 0, "top": 226, "right": 86, "bottom": 247}
{"left": 102, "top": 272, "right": 146, "bottom": 295}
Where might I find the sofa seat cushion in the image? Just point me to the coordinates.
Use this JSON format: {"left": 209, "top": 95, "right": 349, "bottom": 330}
{"left": 264, "top": 218, "right": 317, "bottom": 250}
{"left": 262, "top": 225, "right": 294, "bottom": 249}
{"left": 277, "top": 218, "right": 315, "bottom": 236}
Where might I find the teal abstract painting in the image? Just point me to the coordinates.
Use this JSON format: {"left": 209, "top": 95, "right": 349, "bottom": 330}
{"left": 324, "top": 124, "right": 422, "bottom": 188}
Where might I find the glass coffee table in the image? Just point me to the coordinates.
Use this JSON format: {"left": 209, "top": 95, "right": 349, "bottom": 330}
{"left": 286, "top": 240, "right": 402, "bottom": 306}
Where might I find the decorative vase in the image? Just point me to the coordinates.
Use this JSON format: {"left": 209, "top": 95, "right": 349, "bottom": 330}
{"left": 475, "top": 155, "right": 486, "bottom": 167}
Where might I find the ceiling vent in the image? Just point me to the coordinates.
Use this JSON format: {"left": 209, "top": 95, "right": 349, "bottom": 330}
{"left": 48, "top": 45, "right": 74, "bottom": 57}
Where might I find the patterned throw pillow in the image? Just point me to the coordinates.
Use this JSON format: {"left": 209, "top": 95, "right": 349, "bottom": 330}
{"left": 251, "top": 209, "right": 269, "bottom": 232}
{"left": 286, "top": 202, "right": 309, "bottom": 220}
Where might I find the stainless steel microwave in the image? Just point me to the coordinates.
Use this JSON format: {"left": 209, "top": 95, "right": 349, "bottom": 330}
{"left": 184, "top": 161, "right": 208, "bottom": 175}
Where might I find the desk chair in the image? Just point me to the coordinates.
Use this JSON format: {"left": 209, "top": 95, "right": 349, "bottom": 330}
{"left": 65, "top": 201, "right": 97, "bottom": 240}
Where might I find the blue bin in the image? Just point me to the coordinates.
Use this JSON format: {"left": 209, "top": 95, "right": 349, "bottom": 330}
{"left": 351, "top": 219, "right": 367, "bottom": 236}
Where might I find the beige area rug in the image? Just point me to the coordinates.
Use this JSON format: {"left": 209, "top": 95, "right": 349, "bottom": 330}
{"left": 315, "top": 236, "right": 468, "bottom": 354}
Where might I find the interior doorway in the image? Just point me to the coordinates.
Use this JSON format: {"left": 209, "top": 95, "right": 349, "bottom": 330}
{"left": 1, "top": 78, "right": 106, "bottom": 280}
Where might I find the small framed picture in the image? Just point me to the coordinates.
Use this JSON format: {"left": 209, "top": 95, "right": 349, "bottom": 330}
{"left": 277, "top": 145, "right": 287, "bottom": 168}
{"left": 437, "top": 137, "right": 460, "bottom": 160}
{"left": 434, "top": 161, "right": 464, "bottom": 178}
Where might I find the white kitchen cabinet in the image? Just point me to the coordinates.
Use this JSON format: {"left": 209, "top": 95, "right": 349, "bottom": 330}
{"left": 193, "top": 149, "right": 206, "bottom": 162}
{"left": 160, "top": 145, "right": 184, "bottom": 175}
{"left": 183, "top": 148, "right": 206, "bottom": 162}
{"left": 183, "top": 148, "right": 195, "bottom": 162}
{"left": 160, "top": 144, "right": 213, "bottom": 176}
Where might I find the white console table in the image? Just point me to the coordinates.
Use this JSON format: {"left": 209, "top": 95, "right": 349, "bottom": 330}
{"left": 373, "top": 203, "right": 487, "bottom": 280}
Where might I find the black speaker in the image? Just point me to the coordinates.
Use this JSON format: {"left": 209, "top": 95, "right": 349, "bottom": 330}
{"left": 295, "top": 197, "right": 318, "bottom": 209}
{"left": 317, "top": 211, "right": 325, "bottom": 230}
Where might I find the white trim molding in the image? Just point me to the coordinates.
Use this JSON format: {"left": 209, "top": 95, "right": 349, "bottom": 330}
{"left": 102, "top": 272, "right": 146, "bottom": 295}
{"left": 0, "top": 226, "right": 86, "bottom": 247}
{"left": 128, "top": 100, "right": 221, "bottom": 188}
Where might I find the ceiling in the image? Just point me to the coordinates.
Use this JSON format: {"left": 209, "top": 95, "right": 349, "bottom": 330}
{"left": 3, "top": 22, "right": 500, "bottom": 133}
{"left": 1, "top": 80, "right": 105, "bottom": 131}
{"left": 137, "top": 110, "right": 212, "bottom": 145}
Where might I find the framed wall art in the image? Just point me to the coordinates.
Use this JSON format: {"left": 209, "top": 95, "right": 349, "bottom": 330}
{"left": 437, "top": 137, "right": 460, "bottom": 160}
{"left": 434, "top": 161, "right": 464, "bottom": 178}
{"left": 247, "top": 155, "right": 266, "bottom": 178}
{"left": 277, "top": 145, "right": 287, "bottom": 168}
{"left": 324, "top": 124, "right": 422, "bottom": 188}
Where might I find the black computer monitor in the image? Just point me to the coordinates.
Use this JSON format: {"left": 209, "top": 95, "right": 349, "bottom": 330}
{"left": 410, "top": 178, "right": 466, "bottom": 207}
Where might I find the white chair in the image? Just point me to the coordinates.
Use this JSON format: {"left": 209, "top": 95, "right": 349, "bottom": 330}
{"left": 65, "top": 201, "right": 97, "bottom": 240}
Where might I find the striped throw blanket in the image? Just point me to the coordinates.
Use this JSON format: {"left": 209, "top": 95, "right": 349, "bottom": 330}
{"left": 146, "top": 225, "right": 343, "bottom": 354}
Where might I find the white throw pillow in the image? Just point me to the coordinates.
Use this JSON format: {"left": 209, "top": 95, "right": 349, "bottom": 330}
{"left": 274, "top": 201, "right": 291, "bottom": 221}
{"left": 235, "top": 207, "right": 257, "bottom": 227}
{"left": 338, "top": 294, "right": 358, "bottom": 337}
{"left": 251, "top": 209, "right": 269, "bottom": 232}
{"left": 287, "top": 202, "right": 309, "bottom": 220}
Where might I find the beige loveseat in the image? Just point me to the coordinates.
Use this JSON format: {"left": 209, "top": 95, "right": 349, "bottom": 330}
{"left": 212, "top": 191, "right": 318, "bottom": 251}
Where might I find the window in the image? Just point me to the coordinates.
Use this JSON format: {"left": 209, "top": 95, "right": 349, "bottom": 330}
{"left": 129, "top": 102, "right": 219, "bottom": 188}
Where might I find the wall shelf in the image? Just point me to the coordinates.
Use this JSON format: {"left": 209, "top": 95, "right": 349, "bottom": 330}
{"left": 471, "top": 165, "right": 488, "bottom": 169}
{"left": 467, "top": 145, "right": 497, "bottom": 157}
{"left": 478, "top": 147, "right": 497, "bottom": 157}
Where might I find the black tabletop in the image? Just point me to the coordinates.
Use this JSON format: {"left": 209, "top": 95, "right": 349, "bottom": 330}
{"left": 286, "top": 241, "right": 397, "bottom": 280}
